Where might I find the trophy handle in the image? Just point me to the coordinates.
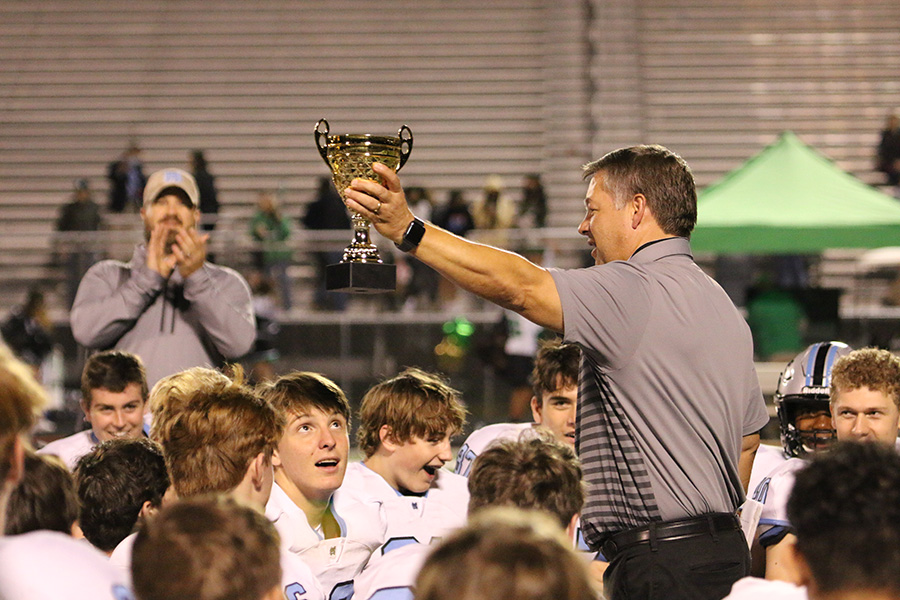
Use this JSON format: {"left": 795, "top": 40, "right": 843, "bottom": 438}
{"left": 397, "top": 124, "right": 413, "bottom": 172}
{"left": 314, "top": 119, "right": 330, "bottom": 165}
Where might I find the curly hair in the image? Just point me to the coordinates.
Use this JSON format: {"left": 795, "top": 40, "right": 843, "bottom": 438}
{"left": 830, "top": 347, "right": 900, "bottom": 409}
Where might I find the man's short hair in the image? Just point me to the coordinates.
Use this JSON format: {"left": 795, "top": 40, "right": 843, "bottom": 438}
{"left": 5, "top": 451, "right": 78, "bottom": 536}
{"left": 356, "top": 368, "right": 466, "bottom": 458}
{"left": 0, "top": 345, "right": 45, "bottom": 483}
{"left": 583, "top": 144, "right": 697, "bottom": 238}
{"left": 132, "top": 495, "right": 282, "bottom": 600}
{"left": 467, "top": 434, "right": 584, "bottom": 529}
{"left": 787, "top": 441, "right": 900, "bottom": 596}
{"left": 531, "top": 339, "right": 580, "bottom": 399}
{"left": 829, "top": 347, "right": 900, "bottom": 409}
{"left": 81, "top": 351, "right": 148, "bottom": 408}
{"left": 258, "top": 371, "right": 350, "bottom": 423}
{"left": 152, "top": 367, "right": 284, "bottom": 498}
{"left": 415, "top": 507, "right": 595, "bottom": 600}
{"left": 74, "top": 437, "right": 169, "bottom": 553}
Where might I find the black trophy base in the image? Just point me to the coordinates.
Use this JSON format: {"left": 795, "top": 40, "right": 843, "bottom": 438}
{"left": 325, "top": 261, "right": 396, "bottom": 293}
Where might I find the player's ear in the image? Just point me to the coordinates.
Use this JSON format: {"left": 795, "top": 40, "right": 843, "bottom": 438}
{"left": 379, "top": 425, "right": 399, "bottom": 451}
{"left": 530, "top": 396, "right": 543, "bottom": 423}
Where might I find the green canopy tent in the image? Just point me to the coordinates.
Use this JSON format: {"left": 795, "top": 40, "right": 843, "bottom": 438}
{"left": 691, "top": 131, "right": 900, "bottom": 254}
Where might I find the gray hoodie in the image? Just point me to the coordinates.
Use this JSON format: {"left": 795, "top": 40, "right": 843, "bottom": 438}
{"left": 70, "top": 245, "right": 256, "bottom": 386}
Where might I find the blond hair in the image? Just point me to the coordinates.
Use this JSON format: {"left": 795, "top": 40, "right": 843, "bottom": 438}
{"left": 151, "top": 366, "right": 284, "bottom": 498}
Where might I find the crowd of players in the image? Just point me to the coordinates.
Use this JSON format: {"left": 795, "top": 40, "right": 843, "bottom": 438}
{"left": 0, "top": 335, "right": 897, "bottom": 600}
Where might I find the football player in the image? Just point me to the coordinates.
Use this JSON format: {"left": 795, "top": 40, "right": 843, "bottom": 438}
{"left": 38, "top": 350, "right": 149, "bottom": 469}
{"left": 752, "top": 346, "right": 900, "bottom": 583}
{"left": 124, "top": 366, "right": 325, "bottom": 600}
{"left": 334, "top": 368, "right": 468, "bottom": 558}
{"left": 454, "top": 339, "right": 579, "bottom": 477}
{"left": 260, "top": 372, "right": 384, "bottom": 600}
{"left": 0, "top": 345, "right": 133, "bottom": 600}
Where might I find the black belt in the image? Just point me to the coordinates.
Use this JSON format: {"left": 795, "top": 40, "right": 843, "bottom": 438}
{"left": 601, "top": 512, "right": 740, "bottom": 560}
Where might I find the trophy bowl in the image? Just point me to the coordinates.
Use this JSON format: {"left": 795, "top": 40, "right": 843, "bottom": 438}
{"left": 315, "top": 119, "right": 413, "bottom": 293}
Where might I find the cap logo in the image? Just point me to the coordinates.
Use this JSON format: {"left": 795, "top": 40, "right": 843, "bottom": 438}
{"left": 164, "top": 171, "right": 183, "bottom": 183}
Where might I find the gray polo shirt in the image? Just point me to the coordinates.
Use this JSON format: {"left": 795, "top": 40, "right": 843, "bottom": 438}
{"left": 550, "top": 237, "right": 768, "bottom": 548}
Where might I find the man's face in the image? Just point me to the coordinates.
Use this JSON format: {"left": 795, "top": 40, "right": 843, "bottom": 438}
{"left": 578, "top": 173, "right": 633, "bottom": 265}
{"left": 274, "top": 407, "right": 349, "bottom": 504}
{"left": 794, "top": 407, "right": 835, "bottom": 454}
{"left": 141, "top": 192, "right": 198, "bottom": 251}
{"left": 831, "top": 386, "right": 900, "bottom": 446}
{"left": 382, "top": 431, "right": 454, "bottom": 494}
{"left": 83, "top": 383, "right": 146, "bottom": 443}
{"left": 531, "top": 381, "right": 577, "bottom": 447}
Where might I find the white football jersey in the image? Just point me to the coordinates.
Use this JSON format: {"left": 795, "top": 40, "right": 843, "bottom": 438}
{"left": 335, "top": 462, "right": 468, "bottom": 558}
{"left": 267, "top": 482, "right": 385, "bottom": 600}
{"left": 0, "top": 531, "right": 134, "bottom": 600}
{"left": 454, "top": 422, "right": 535, "bottom": 477}
{"left": 351, "top": 542, "right": 427, "bottom": 600}
{"left": 747, "top": 443, "right": 787, "bottom": 498}
{"left": 751, "top": 457, "right": 806, "bottom": 547}
{"left": 36, "top": 430, "right": 97, "bottom": 470}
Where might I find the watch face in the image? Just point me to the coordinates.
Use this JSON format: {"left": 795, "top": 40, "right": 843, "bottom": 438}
{"left": 398, "top": 218, "right": 425, "bottom": 252}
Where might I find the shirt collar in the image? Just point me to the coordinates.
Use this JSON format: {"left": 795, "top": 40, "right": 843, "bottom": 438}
{"left": 629, "top": 236, "right": 692, "bottom": 263}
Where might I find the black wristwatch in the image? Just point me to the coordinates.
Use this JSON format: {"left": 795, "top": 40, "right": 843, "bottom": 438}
{"left": 395, "top": 217, "right": 426, "bottom": 252}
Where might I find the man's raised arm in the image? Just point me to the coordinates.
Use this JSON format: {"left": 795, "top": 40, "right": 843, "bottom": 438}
{"left": 345, "top": 163, "right": 564, "bottom": 332}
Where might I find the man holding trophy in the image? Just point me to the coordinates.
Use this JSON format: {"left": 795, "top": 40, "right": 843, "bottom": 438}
{"left": 341, "top": 145, "right": 768, "bottom": 600}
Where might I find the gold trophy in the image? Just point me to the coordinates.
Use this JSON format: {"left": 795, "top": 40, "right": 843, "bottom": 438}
{"left": 315, "top": 119, "right": 413, "bottom": 292}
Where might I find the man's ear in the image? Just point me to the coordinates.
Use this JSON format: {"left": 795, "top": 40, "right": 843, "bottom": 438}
{"left": 530, "top": 396, "right": 543, "bottom": 424}
{"left": 630, "top": 194, "right": 647, "bottom": 229}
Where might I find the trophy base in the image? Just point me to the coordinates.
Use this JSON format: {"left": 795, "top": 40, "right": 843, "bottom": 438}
{"left": 326, "top": 261, "right": 396, "bottom": 293}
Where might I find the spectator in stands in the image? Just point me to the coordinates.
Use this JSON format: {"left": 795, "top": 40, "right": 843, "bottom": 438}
{"left": 107, "top": 141, "right": 146, "bottom": 213}
{"left": 400, "top": 186, "right": 440, "bottom": 310}
{"left": 519, "top": 173, "right": 548, "bottom": 228}
{"left": 304, "top": 176, "right": 351, "bottom": 311}
{"left": 5, "top": 451, "right": 79, "bottom": 537}
{"left": 472, "top": 175, "right": 516, "bottom": 248}
{"left": 0, "top": 286, "right": 54, "bottom": 374}
{"left": 250, "top": 190, "right": 294, "bottom": 311}
{"left": 433, "top": 189, "right": 475, "bottom": 238}
{"left": 74, "top": 437, "right": 169, "bottom": 557}
{"left": 877, "top": 111, "right": 900, "bottom": 189}
{"left": 70, "top": 167, "right": 255, "bottom": 387}
{"left": 132, "top": 495, "right": 284, "bottom": 600}
{"left": 56, "top": 178, "right": 103, "bottom": 308}
{"left": 38, "top": 350, "right": 148, "bottom": 470}
{"left": 190, "top": 150, "right": 219, "bottom": 234}
{"left": 0, "top": 346, "right": 133, "bottom": 600}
